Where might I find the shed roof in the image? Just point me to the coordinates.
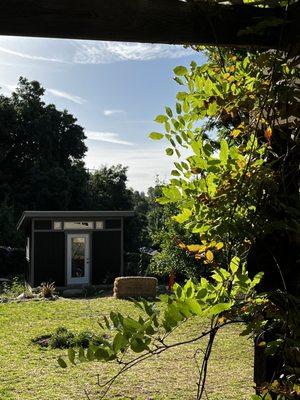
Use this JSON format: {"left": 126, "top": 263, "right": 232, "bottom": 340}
{"left": 17, "top": 210, "right": 134, "bottom": 230}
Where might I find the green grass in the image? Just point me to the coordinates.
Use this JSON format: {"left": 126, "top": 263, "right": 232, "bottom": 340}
{"left": 0, "top": 297, "right": 254, "bottom": 400}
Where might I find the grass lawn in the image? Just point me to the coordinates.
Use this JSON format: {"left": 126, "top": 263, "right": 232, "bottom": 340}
{"left": 0, "top": 296, "right": 254, "bottom": 400}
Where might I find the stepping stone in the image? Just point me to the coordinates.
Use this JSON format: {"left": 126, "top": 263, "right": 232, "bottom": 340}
{"left": 62, "top": 288, "right": 84, "bottom": 298}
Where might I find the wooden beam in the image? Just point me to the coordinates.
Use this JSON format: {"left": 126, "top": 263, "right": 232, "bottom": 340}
{"left": 0, "top": 0, "right": 299, "bottom": 50}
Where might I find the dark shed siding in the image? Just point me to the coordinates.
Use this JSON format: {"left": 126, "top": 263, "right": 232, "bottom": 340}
{"left": 92, "top": 231, "right": 121, "bottom": 284}
{"left": 34, "top": 220, "right": 52, "bottom": 230}
{"left": 34, "top": 232, "right": 65, "bottom": 286}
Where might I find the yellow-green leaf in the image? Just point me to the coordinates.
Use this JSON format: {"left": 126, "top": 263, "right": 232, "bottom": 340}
{"left": 206, "top": 250, "right": 214, "bottom": 262}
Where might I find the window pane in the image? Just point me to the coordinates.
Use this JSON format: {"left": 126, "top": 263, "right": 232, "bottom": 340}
{"left": 71, "top": 237, "right": 85, "bottom": 277}
{"left": 64, "top": 221, "right": 93, "bottom": 230}
{"left": 53, "top": 221, "right": 62, "bottom": 230}
{"left": 96, "top": 221, "right": 104, "bottom": 230}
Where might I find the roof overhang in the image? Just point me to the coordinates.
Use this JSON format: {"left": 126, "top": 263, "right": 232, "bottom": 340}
{"left": 17, "top": 210, "right": 135, "bottom": 231}
{"left": 0, "top": 0, "right": 299, "bottom": 51}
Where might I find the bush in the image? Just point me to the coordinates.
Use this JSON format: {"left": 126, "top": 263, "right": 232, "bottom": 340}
{"left": 33, "top": 327, "right": 102, "bottom": 349}
{"left": 74, "top": 330, "right": 102, "bottom": 348}
{"left": 0, "top": 276, "right": 28, "bottom": 298}
{"left": 124, "top": 251, "right": 152, "bottom": 276}
{"left": 48, "top": 327, "right": 75, "bottom": 349}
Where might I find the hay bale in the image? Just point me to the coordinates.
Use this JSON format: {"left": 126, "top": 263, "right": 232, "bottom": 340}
{"left": 114, "top": 276, "right": 157, "bottom": 299}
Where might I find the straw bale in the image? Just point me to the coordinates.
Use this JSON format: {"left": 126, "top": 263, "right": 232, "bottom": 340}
{"left": 114, "top": 276, "right": 157, "bottom": 299}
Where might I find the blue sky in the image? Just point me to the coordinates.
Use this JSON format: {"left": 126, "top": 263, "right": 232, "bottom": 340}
{"left": 0, "top": 36, "right": 205, "bottom": 192}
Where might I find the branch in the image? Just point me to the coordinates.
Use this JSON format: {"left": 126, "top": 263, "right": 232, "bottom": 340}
{"left": 96, "top": 319, "right": 241, "bottom": 399}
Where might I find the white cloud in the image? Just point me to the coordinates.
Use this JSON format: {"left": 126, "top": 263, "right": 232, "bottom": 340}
{"left": 0, "top": 37, "right": 194, "bottom": 66}
{"left": 85, "top": 143, "right": 191, "bottom": 192}
{"left": 0, "top": 45, "right": 68, "bottom": 63}
{"left": 103, "top": 109, "right": 126, "bottom": 116}
{"left": 73, "top": 41, "right": 194, "bottom": 64}
{"left": 47, "top": 88, "right": 87, "bottom": 104}
{"left": 0, "top": 82, "right": 16, "bottom": 93}
{"left": 85, "top": 131, "right": 134, "bottom": 146}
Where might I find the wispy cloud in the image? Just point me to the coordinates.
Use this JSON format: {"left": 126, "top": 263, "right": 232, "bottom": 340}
{"left": 0, "top": 82, "right": 16, "bottom": 93}
{"left": 85, "top": 131, "right": 134, "bottom": 146}
{"left": 73, "top": 42, "right": 194, "bottom": 64}
{"left": 47, "top": 88, "right": 86, "bottom": 104}
{"left": 0, "top": 45, "right": 68, "bottom": 63}
{"left": 103, "top": 109, "right": 126, "bottom": 116}
{"left": 0, "top": 38, "right": 194, "bottom": 66}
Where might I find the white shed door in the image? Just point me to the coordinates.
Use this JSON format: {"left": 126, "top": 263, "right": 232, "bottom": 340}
{"left": 67, "top": 234, "right": 90, "bottom": 285}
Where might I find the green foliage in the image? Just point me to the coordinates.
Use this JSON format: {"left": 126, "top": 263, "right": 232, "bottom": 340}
{"left": 49, "top": 327, "right": 75, "bottom": 349}
{"left": 60, "top": 265, "right": 263, "bottom": 366}
{"left": 57, "top": 45, "right": 299, "bottom": 400}
{"left": 34, "top": 326, "right": 102, "bottom": 350}
{"left": 0, "top": 77, "right": 89, "bottom": 246}
{"left": 0, "top": 276, "right": 28, "bottom": 298}
{"left": 89, "top": 165, "right": 133, "bottom": 211}
{"left": 147, "top": 183, "right": 201, "bottom": 279}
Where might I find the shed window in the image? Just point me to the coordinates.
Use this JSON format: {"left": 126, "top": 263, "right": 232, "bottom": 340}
{"left": 64, "top": 221, "right": 93, "bottom": 230}
{"left": 95, "top": 221, "right": 104, "bottom": 230}
{"left": 53, "top": 221, "right": 62, "bottom": 230}
{"left": 105, "top": 219, "right": 121, "bottom": 229}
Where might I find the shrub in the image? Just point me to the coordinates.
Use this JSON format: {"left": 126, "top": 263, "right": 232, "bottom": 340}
{"left": 40, "top": 282, "right": 56, "bottom": 298}
{"left": 33, "top": 327, "right": 102, "bottom": 349}
{"left": 74, "top": 330, "right": 102, "bottom": 348}
{"left": 0, "top": 276, "right": 28, "bottom": 298}
{"left": 48, "top": 327, "right": 75, "bottom": 349}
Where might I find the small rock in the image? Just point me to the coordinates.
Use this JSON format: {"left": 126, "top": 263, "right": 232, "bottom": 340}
{"left": 17, "top": 293, "right": 27, "bottom": 300}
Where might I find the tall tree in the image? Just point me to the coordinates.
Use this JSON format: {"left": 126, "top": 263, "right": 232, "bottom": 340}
{"left": 0, "top": 77, "right": 89, "bottom": 245}
{"left": 89, "top": 165, "right": 132, "bottom": 211}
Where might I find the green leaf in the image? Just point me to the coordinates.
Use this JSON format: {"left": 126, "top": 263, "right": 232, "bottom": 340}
{"left": 174, "top": 66, "right": 188, "bottom": 76}
{"left": 67, "top": 347, "right": 76, "bottom": 365}
{"left": 149, "top": 132, "right": 164, "bottom": 140}
{"left": 130, "top": 338, "right": 147, "bottom": 353}
{"left": 166, "top": 148, "right": 174, "bottom": 156}
{"left": 123, "top": 317, "right": 142, "bottom": 335}
{"left": 220, "top": 139, "right": 229, "bottom": 165}
{"left": 185, "top": 298, "right": 202, "bottom": 315}
{"left": 176, "top": 103, "right": 182, "bottom": 114}
{"left": 94, "top": 347, "right": 111, "bottom": 361}
{"left": 57, "top": 357, "right": 67, "bottom": 368}
{"left": 155, "top": 115, "right": 168, "bottom": 123}
{"left": 230, "top": 256, "right": 240, "bottom": 274}
{"left": 86, "top": 346, "right": 95, "bottom": 361}
{"left": 203, "top": 303, "right": 232, "bottom": 316}
{"left": 196, "top": 288, "right": 207, "bottom": 299}
{"left": 78, "top": 347, "right": 86, "bottom": 362}
{"left": 113, "top": 332, "right": 128, "bottom": 353}
{"left": 165, "top": 107, "right": 173, "bottom": 118}
{"left": 207, "top": 102, "right": 218, "bottom": 116}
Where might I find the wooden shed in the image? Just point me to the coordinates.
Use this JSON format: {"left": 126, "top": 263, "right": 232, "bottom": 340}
{"left": 17, "top": 211, "right": 134, "bottom": 288}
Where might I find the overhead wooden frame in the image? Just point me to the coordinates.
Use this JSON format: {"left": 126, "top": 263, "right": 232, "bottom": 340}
{"left": 0, "top": 0, "right": 299, "bottom": 51}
